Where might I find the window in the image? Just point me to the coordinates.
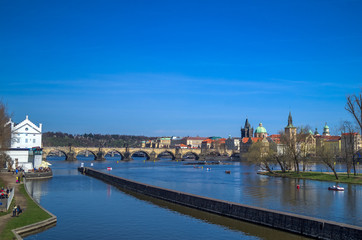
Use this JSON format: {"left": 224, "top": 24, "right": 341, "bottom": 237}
{"left": 33, "top": 139, "right": 36, "bottom": 143}
{"left": 25, "top": 139, "right": 28, "bottom": 143}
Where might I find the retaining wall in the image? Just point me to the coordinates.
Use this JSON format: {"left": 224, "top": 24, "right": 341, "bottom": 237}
{"left": 78, "top": 167, "right": 362, "bottom": 240}
{"left": 23, "top": 171, "right": 53, "bottom": 179}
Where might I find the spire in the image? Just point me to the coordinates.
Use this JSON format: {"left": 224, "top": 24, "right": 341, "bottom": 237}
{"left": 245, "top": 118, "right": 251, "bottom": 128}
{"left": 288, "top": 112, "right": 292, "bottom": 126}
{"left": 314, "top": 128, "right": 319, "bottom": 135}
{"left": 286, "top": 112, "right": 294, "bottom": 128}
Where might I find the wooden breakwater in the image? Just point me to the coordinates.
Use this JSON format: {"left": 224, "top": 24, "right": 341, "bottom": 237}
{"left": 78, "top": 167, "right": 362, "bottom": 240}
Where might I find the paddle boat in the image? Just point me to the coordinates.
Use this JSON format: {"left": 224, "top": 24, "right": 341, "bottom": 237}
{"left": 328, "top": 185, "right": 344, "bottom": 191}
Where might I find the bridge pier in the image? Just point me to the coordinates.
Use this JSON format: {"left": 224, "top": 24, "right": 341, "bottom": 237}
{"left": 66, "top": 152, "right": 77, "bottom": 161}
{"left": 123, "top": 151, "right": 132, "bottom": 161}
{"left": 199, "top": 154, "right": 206, "bottom": 161}
{"left": 174, "top": 153, "right": 182, "bottom": 161}
{"left": 149, "top": 151, "right": 157, "bottom": 161}
{"left": 96, "top": 151, "right": 106, "bottom": 161}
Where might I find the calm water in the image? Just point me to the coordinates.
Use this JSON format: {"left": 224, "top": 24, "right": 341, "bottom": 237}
{"left": 24, "top": 157, "right": 362, "bottom": 240}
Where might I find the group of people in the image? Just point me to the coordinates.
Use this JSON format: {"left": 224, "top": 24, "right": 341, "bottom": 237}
{"left": 12, "top": 167, "right": 24, "bottom": 175}
{"left": 12, "top": 205, "right": 22, "bottom": 217}
{"left": 32, "top": 167, "right": 51, "bottom": 172}
{"left": 0, "top": 187, "right": 11, "bottom": 199}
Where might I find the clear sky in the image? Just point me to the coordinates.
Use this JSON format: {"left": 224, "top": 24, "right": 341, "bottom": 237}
{"left": 1, "top": 0, "right": 361, "bottom": 137}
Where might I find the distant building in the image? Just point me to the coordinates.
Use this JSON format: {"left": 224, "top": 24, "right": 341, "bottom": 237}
{"left": 6, "top": 115, "right": 42, "bottom": 170}
{"left": 284, "top": 112, "right": 297, "bottom": 142}
{"left": 239, "top": 118, "right": 267, "bottom": 158}
{"left": 341, "top": 132, "right": 362, "bottom": 157}
{"left": 225, "top": 136, "right": 240, "bottom": 150}
{"left": 171, "top": 137, "right": 207, "bottom": 148}
{"left": 241, "top": 118, "right": 253, "bottom": 138}
{"left": 254, "top": 123, "right": 268, "bottom": 138}
{"left": 239, "top": 137, "right": 262, "bottom": 158}
{"left": 201, "top": 137, "right": 227, "bottom": 154}
{"left": 156, "top": 137, "right": 171, "bottom": 148}
{"left": 322, "top": 123, "right": 331, "bottom": 136}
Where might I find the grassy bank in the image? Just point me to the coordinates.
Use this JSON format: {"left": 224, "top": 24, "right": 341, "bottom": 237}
{"left": 259, "top": 171, "right": 362, "bottom": 184}
{"left": 0, "top": 184, "right": 51, "bottom": 240}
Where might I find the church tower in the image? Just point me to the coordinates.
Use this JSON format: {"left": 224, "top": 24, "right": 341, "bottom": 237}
{"left": 241, "top": 118, "right": 253, "bottom": 138}
{"left": 323, "top": 123, "right": 330, "bottom": 136}
{"left": 285, "top": 112, "right": 297, "bottom": 141}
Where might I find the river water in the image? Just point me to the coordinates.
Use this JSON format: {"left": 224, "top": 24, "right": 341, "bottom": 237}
{"left": 24, "top": 157, "right": 362, "bottom": 240}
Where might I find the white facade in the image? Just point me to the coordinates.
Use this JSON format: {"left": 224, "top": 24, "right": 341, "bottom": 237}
{"left": 6, "top": 115, "right": 42, "bottom": 170}
{"left": 9, "top": 115, "right": 42, "bottom": 148}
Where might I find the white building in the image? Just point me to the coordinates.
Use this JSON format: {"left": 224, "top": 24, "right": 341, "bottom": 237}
{"left": 6, "top": 115, "right": 43, "bottom": 171}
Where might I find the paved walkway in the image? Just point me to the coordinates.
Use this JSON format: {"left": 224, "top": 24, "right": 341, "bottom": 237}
{"left": 0, "top": 172, "right": 28, "bottom": 235}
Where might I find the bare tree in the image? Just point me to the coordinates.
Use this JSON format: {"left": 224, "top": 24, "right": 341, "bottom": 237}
{"left": 279, "top": 126, "right": 315, "bottom": 174}
{"left": 340, "top": 121, "right": 359, "bottom": 177}
{"left": 268, "top": 139, "right": 289, "bottom": 173}
{"left": 0, "top": 102, "right": 11, "bottom": 168}
{"left": 345, "top": 91, "right": 362, "bottom": 135}
{"left": 245, "top": 139, "right": 275, "bottom": 174}
{"left": 316, "top": 145, "right": 339, "bottom": 180}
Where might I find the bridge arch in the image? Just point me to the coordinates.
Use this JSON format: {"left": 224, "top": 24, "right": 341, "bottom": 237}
{"left": 44, "top": 149, "right": 68, "bottom": 160}
{"left": 129, "top": 150, "right": 151, "bottom": 160}
{"left": 157, "top": 151, "right": 175, "bottom": 160}
{"left": 182, "top": 151, "right": 199, "bottom": 160}
{"left": 104, "top": 149, "right": 124, "bottom": 160}
{"left": 75, "top": 150, "right": 97, "bottom": 160}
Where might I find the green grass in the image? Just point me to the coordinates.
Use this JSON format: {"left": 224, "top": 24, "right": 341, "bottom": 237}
{"left": 260, "top": 171, "right": 362, "bottom": 184}
{"left": 0, "top": 184, "right": 51, "bottom": 240}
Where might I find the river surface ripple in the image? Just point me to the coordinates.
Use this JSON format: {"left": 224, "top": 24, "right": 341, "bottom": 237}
{"left": 24, "top": 158, "right": 362, "bottom": 240}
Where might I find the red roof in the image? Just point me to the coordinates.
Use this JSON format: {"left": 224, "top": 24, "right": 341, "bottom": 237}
{"left": 185, "top": 137, "right": 207, "bottom": 140}
{"left": 268, "top": 135, "right": 281, "bottom": 144}
{"left": 241, "top": 137, "right": 261, "bottom": 143}
{"left": 323, "top": 136, "right": 341, "bottom": 140}
{"left": 202, "top": 139, "right": 213, "bottom": 143}
{"left": 269, "top": 134, "right": 281, "bottom": 138}
{"left": 342, "top": 132, "right": 358, "bottom": 136}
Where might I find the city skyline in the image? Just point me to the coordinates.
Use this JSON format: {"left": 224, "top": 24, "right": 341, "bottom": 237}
{"left": 1, "top": 1, "right": 361, "bottom": 137}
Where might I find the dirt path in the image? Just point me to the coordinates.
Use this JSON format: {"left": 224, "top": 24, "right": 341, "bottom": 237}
{"left": 0, "top": 172, "right": 28, "bottom": 234}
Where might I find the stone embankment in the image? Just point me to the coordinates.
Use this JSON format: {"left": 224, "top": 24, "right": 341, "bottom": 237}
{"left": 0, "top": 172, "right": 56, "bottom": 240}
{"left": 79, "top": 167, "right": 362, "bottom": 240}
{"left": 11, "top": 178, "right": 57, "bottom": 239}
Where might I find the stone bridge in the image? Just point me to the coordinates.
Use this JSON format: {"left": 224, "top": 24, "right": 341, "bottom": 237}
{"left": 42, "top": 146, "right": 237, "bottom": 161}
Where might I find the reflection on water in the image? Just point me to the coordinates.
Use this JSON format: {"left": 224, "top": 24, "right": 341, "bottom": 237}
{"left": 24, "top": 158, "right": 362, "bottom": 240}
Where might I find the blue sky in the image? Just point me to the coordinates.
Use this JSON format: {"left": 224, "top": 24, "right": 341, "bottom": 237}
{"left": 1, "top": 0, "right": 361, "bottom": 137}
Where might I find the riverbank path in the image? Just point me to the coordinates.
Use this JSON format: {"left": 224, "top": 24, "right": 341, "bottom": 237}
{"left": 0, "top": 172, "right": 28, "bottom": 235}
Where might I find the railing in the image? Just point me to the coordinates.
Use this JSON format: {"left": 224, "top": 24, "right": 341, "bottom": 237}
{"left": 0, "top": 188, "right": 14, "bottom": 211}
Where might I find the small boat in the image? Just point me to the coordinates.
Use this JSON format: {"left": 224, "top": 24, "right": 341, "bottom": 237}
{"left": 225, "top": 170, "right": 231, "bottom": 174}
{"left": 328, "top": 185, "right": 344, "bottom": 191}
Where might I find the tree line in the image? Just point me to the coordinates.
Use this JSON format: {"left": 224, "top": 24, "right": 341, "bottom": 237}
{"left": 42, "top": 132, "right": 156, "bottom": 148}
{"left": 246, "top": 91, "right": 362, "bottom": 181}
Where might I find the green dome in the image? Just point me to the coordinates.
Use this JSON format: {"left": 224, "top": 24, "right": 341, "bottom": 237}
{"left": 324, "top": 123, "right": 329, "bottom": 129}
{"left": 255, "top": 123, "right": 267, "bottom": 133}
{"left": 308, "top": 130, "right": 314, "bottom": 135}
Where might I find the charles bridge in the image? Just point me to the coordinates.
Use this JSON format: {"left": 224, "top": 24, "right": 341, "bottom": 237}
{"left": 42, "top": 146, "right": 237, "bottom": 161}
